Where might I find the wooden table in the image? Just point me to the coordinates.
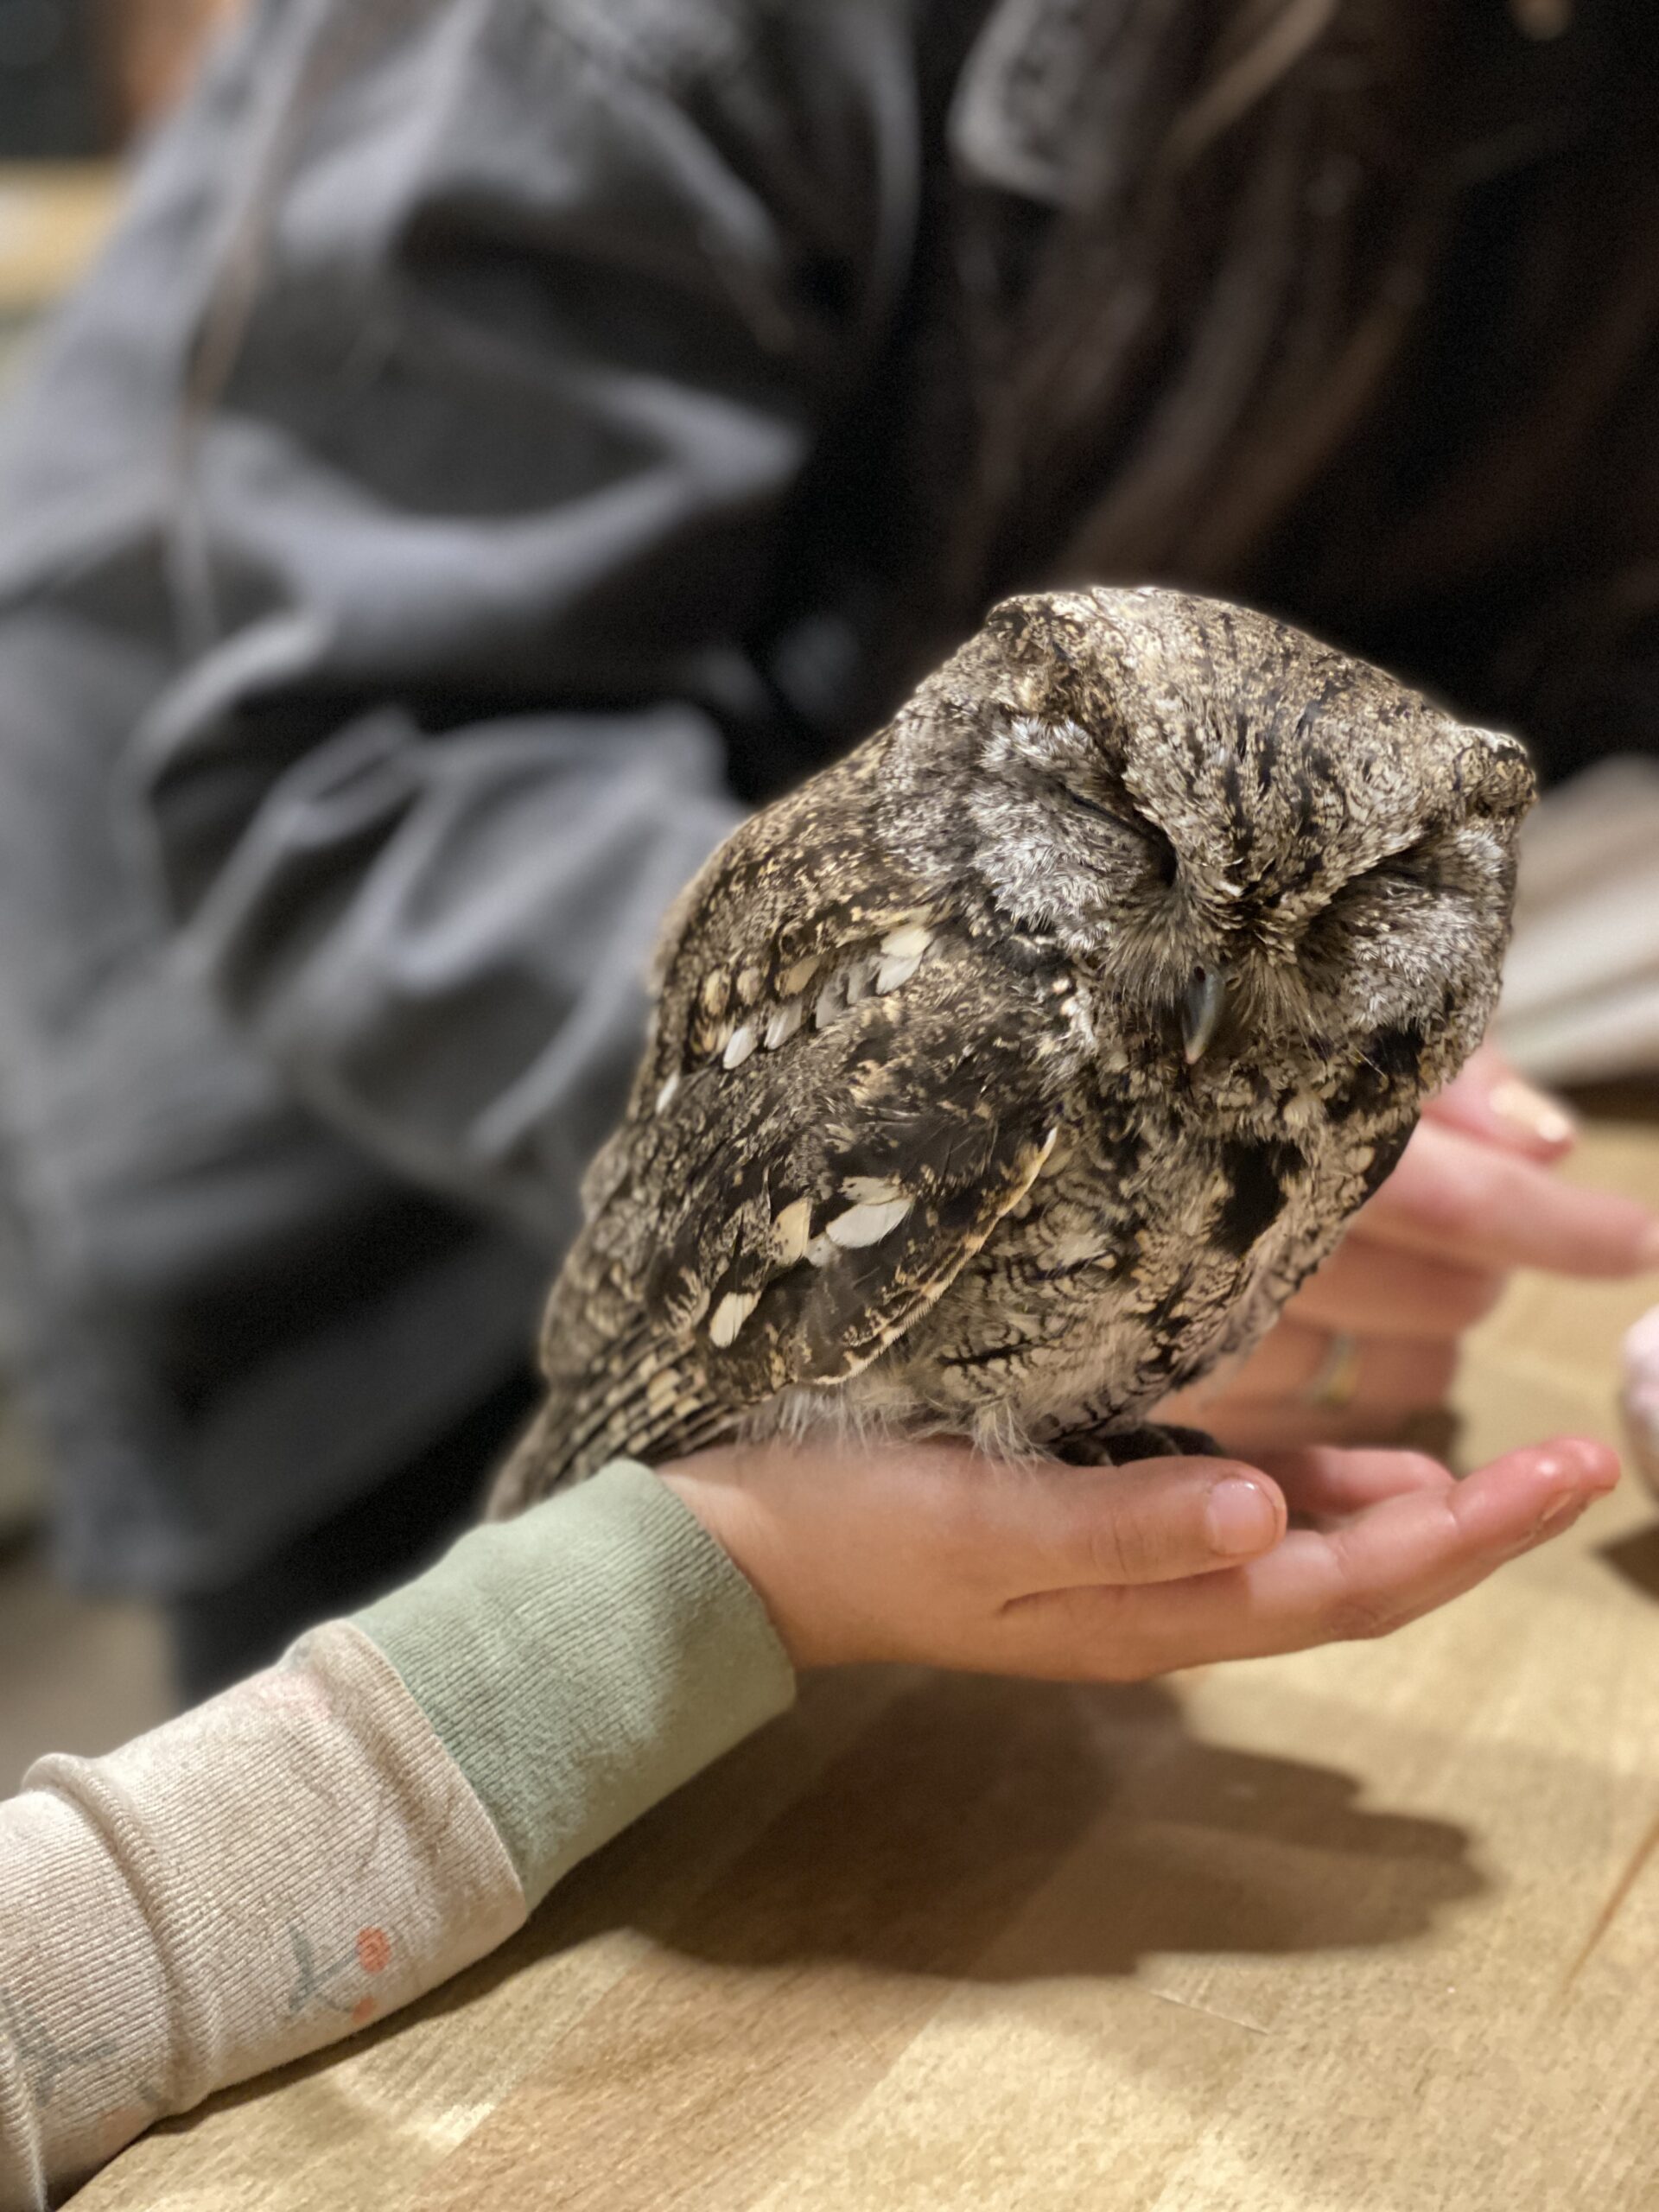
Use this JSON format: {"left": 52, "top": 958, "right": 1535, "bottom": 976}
{"left": 76, "top": 1113, "right": 1659, "bottom": 2211}
{"left": 0, "top": 167, "right": 120, "bottom": 318}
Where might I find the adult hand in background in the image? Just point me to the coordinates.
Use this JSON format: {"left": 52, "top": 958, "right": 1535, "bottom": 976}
{"left": 1159, "top": 1044, "right": 1659, "bottom": 1458}
{"left": 661, "top": 1428, "right": 1617, "bottom": 1676}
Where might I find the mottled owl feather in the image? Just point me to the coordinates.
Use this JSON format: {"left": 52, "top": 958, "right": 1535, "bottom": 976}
{"left": 492, "top": 835, "right": 1084, "bottom": 1505}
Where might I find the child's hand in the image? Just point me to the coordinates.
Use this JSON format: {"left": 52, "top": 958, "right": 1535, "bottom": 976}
{"left": 659, "top": 1428, "right": 1616, "bottom": 1675}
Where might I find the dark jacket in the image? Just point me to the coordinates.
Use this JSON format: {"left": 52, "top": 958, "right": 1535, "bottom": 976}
{"left": 1, "top": 0, "right": 1655, "bottom": 1590}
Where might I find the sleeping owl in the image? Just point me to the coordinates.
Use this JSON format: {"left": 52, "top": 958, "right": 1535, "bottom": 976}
{"left": 489, "top": 587, "right": 1534, "bottom": 1512}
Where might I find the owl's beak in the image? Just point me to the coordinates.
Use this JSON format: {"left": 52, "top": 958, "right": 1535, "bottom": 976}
{"left": 1181, "top": 965, "right": 1230, "bottom": 1064}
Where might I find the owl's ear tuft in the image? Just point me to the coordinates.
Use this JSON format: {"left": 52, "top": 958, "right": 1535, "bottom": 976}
{"left": 983, "top": 595, "right": 1043, "bottom": 646}
{"left": 1459, "top": 728, "right": 1537, "bottom": 822}
{"left": 979, "top": 594, "right": 1103, "bottom": 728}
{"left": 985, "top": 594, "right": 1097, "bottom": 666}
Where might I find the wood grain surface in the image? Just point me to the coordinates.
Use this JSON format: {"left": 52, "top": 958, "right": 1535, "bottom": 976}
{"left": 0, "top": 167, "right": 120, "bottom": 316}
{"left": 73, "top": 1114, "right": 1659, "bottom": 2212}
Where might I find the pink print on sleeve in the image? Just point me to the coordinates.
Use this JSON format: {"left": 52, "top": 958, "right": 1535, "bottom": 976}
{"left": 285, "top": 1923, "right": 394, "bottom": 2029}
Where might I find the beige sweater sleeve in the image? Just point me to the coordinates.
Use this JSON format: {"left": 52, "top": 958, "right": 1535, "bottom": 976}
{"left": 0, "top": 1465, "right": 794, "bottom": 2210}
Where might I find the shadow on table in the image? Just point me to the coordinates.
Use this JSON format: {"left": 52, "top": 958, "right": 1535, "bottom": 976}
{"left": 1599, "top": 1521, "right": 1659, "bottom": 1603}
{"left": 470, "top": 1668, "right": 1480, "bottom": 1998}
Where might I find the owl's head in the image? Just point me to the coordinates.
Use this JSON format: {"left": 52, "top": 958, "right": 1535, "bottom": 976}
{"left": 907, "top": 586, "right": 1535, "bottom": 1116}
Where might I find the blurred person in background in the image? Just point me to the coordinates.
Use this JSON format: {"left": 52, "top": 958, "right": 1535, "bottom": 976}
{"left": 0, "top": 0, "right": 1656, "bottom": 1700}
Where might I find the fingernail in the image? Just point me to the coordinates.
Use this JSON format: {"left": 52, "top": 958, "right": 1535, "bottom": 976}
{"left": 1488, "top": 1076, "right": 1577, "bottom": 1148}
{"left": 1624, "top": 1310, "right": 1659, "bottom": 1498}
{"left": 1532, "top": 1492, "right": 1582, "bottom": 1536}
{"left": 1206, "top": 1477, "right": 1279, "bottom": 1555}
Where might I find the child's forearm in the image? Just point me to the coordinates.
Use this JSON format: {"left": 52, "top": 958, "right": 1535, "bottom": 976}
{"left": 0, "top": 1465, "right": 793, "bottom": 2209}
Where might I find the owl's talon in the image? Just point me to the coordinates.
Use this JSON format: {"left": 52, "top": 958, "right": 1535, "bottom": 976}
{"left": 1058, "top": 1421, "right": 1222, "bottom": 1468}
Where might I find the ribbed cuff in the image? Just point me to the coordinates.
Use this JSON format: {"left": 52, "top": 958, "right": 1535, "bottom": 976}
{"left": 352, "top": 1462, "right": 796, "bottom": 1908}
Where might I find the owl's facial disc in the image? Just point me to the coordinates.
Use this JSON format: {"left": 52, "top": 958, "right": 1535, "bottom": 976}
{"left": 951, "top": 587, "right": 1535, "bottom": 1115}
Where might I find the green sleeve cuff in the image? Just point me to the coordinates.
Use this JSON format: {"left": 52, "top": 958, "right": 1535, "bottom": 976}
{"left": 352, "top": 1461, "right": 796, "bottom": 1909}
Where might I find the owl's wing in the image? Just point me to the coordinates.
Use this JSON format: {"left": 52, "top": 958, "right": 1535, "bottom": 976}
{"left": 493, "top": 924, "right": 1084, "bottom": 1505}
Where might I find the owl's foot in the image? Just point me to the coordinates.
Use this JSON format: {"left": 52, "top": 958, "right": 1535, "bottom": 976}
{"left": 1057, "top": 1421, "right": 1222, "bottom": 1468}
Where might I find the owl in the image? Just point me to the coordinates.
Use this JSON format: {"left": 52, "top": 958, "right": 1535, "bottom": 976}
{"left": 489, "top": 587, "right": 1534, "bottom": 1514}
